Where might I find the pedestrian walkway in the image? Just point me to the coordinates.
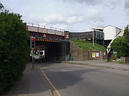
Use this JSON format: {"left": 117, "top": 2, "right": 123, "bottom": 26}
{"left": 3, "top": 63, "right": 54, "bottom": 96}
{"left": 67, "top": 60, "right": 129, "bottom": 72}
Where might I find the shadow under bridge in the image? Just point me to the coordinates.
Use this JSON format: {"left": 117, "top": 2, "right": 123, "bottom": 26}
{"left": 35, "top": 40, "right": 70, "bottom": 62}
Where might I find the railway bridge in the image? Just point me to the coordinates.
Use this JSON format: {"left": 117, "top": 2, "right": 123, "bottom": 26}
{"left": 26, "top": 24, "right": 70, "bottom": 61}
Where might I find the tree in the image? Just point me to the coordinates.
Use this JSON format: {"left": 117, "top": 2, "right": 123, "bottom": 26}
{"left": 111, "top": 25, "right": 129, "bottom": 57}
{"left": 0, "top": 11, "right": 29, "bottom": 94}
{"left": 124, "top": 25, "right": 129, "bottom": 38}
{"left": 0, "top": 2, "right": 4, "bottom": 10}
{"left": 111, "top": 36, "right": 128, "bottom": 57}
{"left": 124, "top": 25, "right": 129, "bottom": 46}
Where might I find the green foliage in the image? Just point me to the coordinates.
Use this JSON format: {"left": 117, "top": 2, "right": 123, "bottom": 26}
{"left": 124, "top": 25, "right": 129, "bottom": 38}
{"left": 71, "top": 39, "right": 106, "bottom": 51}
{"left": 0, "top": 11, "right": 29, "bottom": 94}
{"left": 124, "top": 25, "right": 129, "bottom": 46}
{"left": 111, "top": 25, "right": 129, "bottom": 57}
{"left": 111, "top": 37, "right": 128, "bottom": 57}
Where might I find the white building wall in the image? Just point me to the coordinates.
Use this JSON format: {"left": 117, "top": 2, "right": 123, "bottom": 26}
{"left": 104, "top": 26, "right": 117, "bottom": 40}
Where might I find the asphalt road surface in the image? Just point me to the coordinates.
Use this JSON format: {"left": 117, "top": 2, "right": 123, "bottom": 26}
{"left": 5, "top": 62, "right": 129, "bottom": 96}
{"left": 40, "top": 63, "right": 129, "bottom": 96}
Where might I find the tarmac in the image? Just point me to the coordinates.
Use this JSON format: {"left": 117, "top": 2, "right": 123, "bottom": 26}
{"left": 3, "top": 60, "right": 129, "bottom": 96}
{"left": 66, "top": 60, "right": 129, "bottom": 72}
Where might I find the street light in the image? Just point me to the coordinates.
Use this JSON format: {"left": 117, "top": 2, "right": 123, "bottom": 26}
{"left": 92, "top": 28, "right": 95, "bottom": 50}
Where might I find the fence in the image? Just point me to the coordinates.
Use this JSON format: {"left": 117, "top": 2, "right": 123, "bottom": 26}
{"left": 120, "top": 57, "right": 129, "bottom": 63}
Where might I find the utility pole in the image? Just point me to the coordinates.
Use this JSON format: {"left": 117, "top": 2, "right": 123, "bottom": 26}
{"left": 92, "top": 28, "right": 95, "bottom": 50}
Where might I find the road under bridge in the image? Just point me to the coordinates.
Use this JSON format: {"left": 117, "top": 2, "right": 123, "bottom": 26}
{"left": 34, "top": 39, "right": 70, "bottom": 62}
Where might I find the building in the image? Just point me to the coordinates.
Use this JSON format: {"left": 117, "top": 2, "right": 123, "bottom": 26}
{"left": 69, "top": 30, "right": 104, "bottom": 45}
{"left": 69, "top": 25, "right": 123, "bottom": 46}
{"left": 103, "top": 25, "right": 122, "bottom": 46}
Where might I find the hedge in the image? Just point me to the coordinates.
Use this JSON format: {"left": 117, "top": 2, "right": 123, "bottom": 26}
{"left": 0, "top": 11, "right": 29, "bottom": 94}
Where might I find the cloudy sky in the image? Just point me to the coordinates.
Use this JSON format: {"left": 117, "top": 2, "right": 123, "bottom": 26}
{"left": 1, "top": 0, "right": 129, "bottom": 32}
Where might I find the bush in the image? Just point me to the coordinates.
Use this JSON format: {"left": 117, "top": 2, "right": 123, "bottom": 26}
{"left": 111, "top": 36, "right": 128, "bottom": 57}
{"left": 0, "top": 11, "right": 29, "bottom": 94}
{"left": 111, "top": 25, "right": 129, "bottom": 57}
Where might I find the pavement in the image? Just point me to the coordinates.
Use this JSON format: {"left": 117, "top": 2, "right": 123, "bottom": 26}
{"left": 66, "top": 60, "right": 129, "bottom": 72}
{"left": 3, "top": 61, "right": 129, "bottom": 96}
{"left": 3, "top": 64, "right": 55, "bottom": 96}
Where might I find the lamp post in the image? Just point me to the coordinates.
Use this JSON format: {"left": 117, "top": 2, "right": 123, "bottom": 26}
{"left": 92, "top": 28, "right": 95, "bottom": 50}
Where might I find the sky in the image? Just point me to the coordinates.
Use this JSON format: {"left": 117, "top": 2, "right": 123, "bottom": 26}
{"left": 1, "top": 0, "right": 129, "bottom": 32}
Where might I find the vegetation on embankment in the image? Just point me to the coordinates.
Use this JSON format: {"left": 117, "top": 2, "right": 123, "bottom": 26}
{"left": 71, "top": 39, "right": 106, "bottom": 51}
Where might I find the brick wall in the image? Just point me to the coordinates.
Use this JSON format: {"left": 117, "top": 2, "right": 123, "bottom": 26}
{"left": 70, "top": 41, "right": 107, "bottom": 61}
{"left": 70, "top": 41, "right": 89, "bottom": 61}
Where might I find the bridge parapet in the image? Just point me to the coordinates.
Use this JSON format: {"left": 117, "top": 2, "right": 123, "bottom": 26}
{"left": 26, "top": 24, "right": 65, "bottom": 36}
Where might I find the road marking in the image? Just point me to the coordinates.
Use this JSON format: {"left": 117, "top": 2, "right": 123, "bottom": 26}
{"left": 39, "top": 67, "right": 62, "bottom": 96}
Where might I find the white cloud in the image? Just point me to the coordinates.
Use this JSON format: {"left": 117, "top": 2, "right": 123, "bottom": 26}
{"left": 43, "top": 14, "right": 64, "bottom": 23}
{"left": 1, "top": 0, "right": 128, "bottom": 32}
